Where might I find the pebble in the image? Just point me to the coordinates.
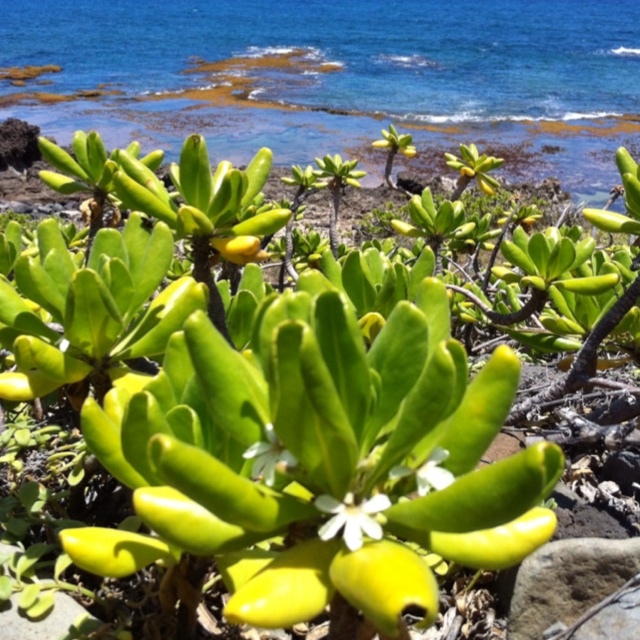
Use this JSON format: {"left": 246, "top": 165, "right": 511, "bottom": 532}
{"left": 0, "top": 200, "right": 81, "bottom": 218}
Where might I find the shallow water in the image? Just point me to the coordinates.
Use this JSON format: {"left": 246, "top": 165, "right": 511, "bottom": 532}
{"left": 3, "top": 0, "right": 640, "bottom": 202}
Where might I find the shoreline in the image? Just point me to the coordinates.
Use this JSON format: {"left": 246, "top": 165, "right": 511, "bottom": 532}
{"left": 1, "top": 94, "right": 637, "bottom": 208}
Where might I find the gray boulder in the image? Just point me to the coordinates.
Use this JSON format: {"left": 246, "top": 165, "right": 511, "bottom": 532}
{"left": 507, "top": 538, "right": 640, "bottom": 640}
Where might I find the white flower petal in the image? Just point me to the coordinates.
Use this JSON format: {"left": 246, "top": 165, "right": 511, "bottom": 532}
{"left": 343, "top": 516, "right": 364, "bottom": 551}
{"left": 426, "top": 466, "right": 455, "bottom": 491}
{"left": 281, "top": 450, "right": 298, "bottom": 467}
{"left": 388, "top": 465, "right": 412, "bottom": 480}
{"left": 243, "top": 441, "right": 272, "bottom": 459}
{"left": 261, "top": 457, "right": 278, "bottom": 487}
{"left": 428, "top": 447, "right": 450, "bottom": 464}
{"left": 362, "top": 493, "right": 391, "bottom": 514}
{"left": 264, "top": 423, "right": 277, "bottom": 443}
{"left": 358, "top": 513, "right": 383, "bottom": 541}
{"left": 318, "top": 513, "right": 347, "bottom": 541}
{"left": 315, "top": 494, "right": 345, "bottom": 514}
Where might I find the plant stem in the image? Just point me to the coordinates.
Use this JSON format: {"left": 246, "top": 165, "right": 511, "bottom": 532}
{"left": 507, "top": 270, "right": 640, "bottom": 425}
{"left": 447, "top": 284, "right": 548, "bottom": 325}
{"left": 191, "top": 236, "right": 232, "bottom": 345}
{"left": 451, "top": 174, "right": 473, "bottom": 201}
{"left": 329, "top": 185, "right": 342, "bottom": 259}
{"left": 328, "top": 592, "right": 362, "bottom": 640}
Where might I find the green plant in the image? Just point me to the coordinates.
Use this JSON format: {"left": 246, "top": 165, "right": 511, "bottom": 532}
{"left": 313, "top": 154, "right": 366, "bottom": 258}
{"left": 391, "top": 187, "right": 473, "bottom": 270}
{"left": 371, "top": 123, "right": 416, "bottom": 192}
{"left": 60, "top": 286, "right": 563, "bottom": 639}
{"left": 38, "top": 132, "right": 164, "bottom": 238}
{"left": 359, "top": 202, "right": 408, "bottom": 239}
{"left": 113, "top": 135, "right": 290, "bottom": 339}
{"left": 0, "top": 214, "right": 206, "bottom": 405}
{"left": 445, "top": 143, "right": 504, "bottom": 200}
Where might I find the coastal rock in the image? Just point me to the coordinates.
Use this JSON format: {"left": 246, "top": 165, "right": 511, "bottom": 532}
{"left": 601, "top": 451, "right": 640, "bottom": 495}
{"left": 506, "top": 537, "right": 640, "bottom": 640}
{"left": 0, "top": 118, "right": 41, "bottom": 171}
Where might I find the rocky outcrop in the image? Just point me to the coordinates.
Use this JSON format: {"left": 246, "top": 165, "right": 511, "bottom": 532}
{"left": 0, "top": 118, "right": 41, "bottom": 171}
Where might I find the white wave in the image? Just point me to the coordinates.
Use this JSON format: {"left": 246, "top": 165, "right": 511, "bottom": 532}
{"left": 376, "top": 54, "right": 439, "bottom": 69}
{"left": 390, "top": 110, "right": 624, "bottom": 125}
{"left": 244, "top": 46, "right": 301, "bottom": 58}
{"left": 247, "top": 88, "right": 266, "bottom": 100}
{"left": 611, "top": 47, "right": 640, "bottom": 56}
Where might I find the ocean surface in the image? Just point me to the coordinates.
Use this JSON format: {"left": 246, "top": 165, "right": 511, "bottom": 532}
{"left": 3, "top": 0, "right": 640, "bottom": 202}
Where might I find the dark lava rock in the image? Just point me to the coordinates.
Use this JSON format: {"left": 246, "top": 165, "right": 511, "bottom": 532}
{"left": 601, "top": 451, "right": 640, "bottom": 495}
{"left": 0, "top": 118, "right": 41, "bottom": 171}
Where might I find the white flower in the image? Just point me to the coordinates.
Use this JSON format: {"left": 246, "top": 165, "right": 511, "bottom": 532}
{"left": 315, "top": 492, "right": 391, "bottom": 551}
{"left": 243, "top": 423, "right": 297, "bottom": 487}
{"left": 388, "top": 447, "right": 456, "bottom": 497}
{"left": 415, "top": 447, "right": 455, "bottom": 496}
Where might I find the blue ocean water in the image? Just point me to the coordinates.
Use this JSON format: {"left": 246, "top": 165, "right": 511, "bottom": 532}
{"left": 2, "top": 0, "right": 640, "bottom": 198}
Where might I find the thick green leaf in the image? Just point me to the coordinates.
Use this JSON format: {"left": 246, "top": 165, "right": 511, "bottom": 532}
{"left": 101, "top": 258, "right": 135, "bottom": 319}
{"left": 65, "top": 269, "right": 124, "bottom": 359}
{"left": 368, "top": 340, "right": 457, "bottom": 488}
{"left": 179, "top": 134, "right": 213, "bottom": 212}
{"left": 408, "top": 246, "right": 435, "bottom": 299}
{"left": 501, "top": 239, "right": 537, "bottom": 275}
{"left": 270, "top": 322, "right": 357, "bottom": 498}
{"left": 82, "top": 395, "right": 149, "bottom": 489}
{"left": 546, "top": 238, "right": 576, "bottom": 282}
{"left": 313, "top": 292, "right": 370, "bottom": 442}
{"left": 228, "top": 290, "right": 259, "bottom": 350}
{"left": 113, "top": 171, "right": 178, "bottom": 227}
{"left": 363, "top": 302, "right": 430, "bottom": 450}
{"left": 0, "top": 278, "right": 60, "bottom": 342}
{"left": 372, "top": 263, "right": 398, "bottom": 317}
{"left": 59, "top": 527, "right": 172, "bottom": 578}
{"left": 329, "top": 540, "right": 439, "bottom": 637}
{"left": 14, "top": 256, "right": 66, "bottom": 322}
{"left": 414, "top": 277, "right": 451, "bottom": 359}
{"left": 38, "top": 136, "right": 89, "bottom": 181}
{"left": 319, "top": 250, "right": 344, "bottom": 290}
{"left": 150, "top": 434, "right": 316, "bottom": 532}
{"left": 583, "top": 208, "right": 640, "bottom": 235}
{"left": 36, "top": 218, "right": 76, "bottom": 276}
{"left": 42, "top": 248, "right": 76, "bottom": 302}
{"left": 121, "top": 391, "right": 173, "bottom": 485}
{"left": 113, "top": 278, "right": 208, "bottom": 359}
{"left": 435, "top": 345, "right": 521, "bottom": 476}
{"left": 428, "top": 507, "right": 556, "bottom": 570}
{"left": 86, "top": 131, "right": 107, "bottom": 184}
{"left": 184, "top": 310, "right": 267, "bottom": 447}
{"left": 161, "top": 332, "right": 194, "bottom": 402}
{"left": 238, "top": 263, "right": 266, "bottom": 300}
{"left": 384, "top": 442, "right": 564, "bottom": 535}
{"left": 166, "top": 405, "right": 204, "bottom": 449}
{"left": 341, "top": 251, "right": 376, "bottom": 316}
{"left": 251, "top": 290, "right": 313, "bottom": 367}
{"left": 88, "top": 228, "right": 128, "bottom": 272}
{"left": 527, "top": 233, "right": 550, "bottom": 276}
{"left": 133, "top": 486, "right": 264, "bottom": 555}
{"left": 241, "top": 147, "right": 273, "bottom": 207}
{"left": 554, "top": 273, "right": 620, "bottom": 295}
{"left": 123, "top": 214, "right": 175, "bottom": 311}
